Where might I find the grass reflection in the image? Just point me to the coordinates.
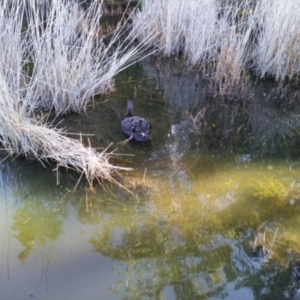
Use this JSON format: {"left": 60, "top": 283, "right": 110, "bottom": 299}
{"left": 11, "top": 201, "right": 63, "bottom": 263}
{"left": 5, "top": 154, "right": 300, "bottom": 299}
{"left": 85, "top": 161, "right": 300, "bottom": 299}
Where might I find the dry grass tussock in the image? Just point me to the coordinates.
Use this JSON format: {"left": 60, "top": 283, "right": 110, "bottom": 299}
{"left": 253, "top": 0, "right": 300, "bottom": 80}
{"left": 0, "top": 0, "right": 156, "bottom": 185}
{"left": 133, "top": 0, "right": 255, "bottom": 97}
{"left": 134, "top": 0, "right": 300, "bottom": 84}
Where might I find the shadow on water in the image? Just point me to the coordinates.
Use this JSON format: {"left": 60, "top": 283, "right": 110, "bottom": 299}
{"left": 2, "top": 58, "right": 300, "bottom": 299}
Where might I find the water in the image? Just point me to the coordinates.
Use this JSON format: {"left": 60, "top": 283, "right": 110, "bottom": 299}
{"left": 1, "top": 58, "right": 300, "bottom": 300}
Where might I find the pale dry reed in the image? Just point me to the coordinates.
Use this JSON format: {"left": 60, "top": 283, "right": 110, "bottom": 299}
{"left": 137, "top": 0, "right": 213, "bottom": 59}
{"left": 23, "top": 0, "right": 154, "bottom": 115}
{"left": 253, "top": 0, "right": 300, "bottom": 80}
{"left": 134, "top": 0, "right": 255, "bottom": 97}
{"left": 0, "top": 77, "right": 125, "bottom": 186}
{"left": 136, "top": 0, "right": 300, "bottom": 81}
{"left": 0, "top": 0, "right": 155, "bottom": 185}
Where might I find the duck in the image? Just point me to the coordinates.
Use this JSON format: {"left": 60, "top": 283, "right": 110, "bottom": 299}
{"left": 121, "top": 99, "right": 151, "bottom": 143}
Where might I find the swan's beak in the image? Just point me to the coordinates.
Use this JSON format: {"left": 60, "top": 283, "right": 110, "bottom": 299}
{"left": 141, "top": 132, "right": 151, "bottom": 140}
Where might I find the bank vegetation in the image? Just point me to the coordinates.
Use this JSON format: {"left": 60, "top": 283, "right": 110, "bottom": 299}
{"left": 0, "top": 0, "right": 299, "bottom": 185}
{"left": 0, "top": 0, "right": 156, "bottom": 186}
{"left": 133, "top": 0, "right": 300, "bottom": 96}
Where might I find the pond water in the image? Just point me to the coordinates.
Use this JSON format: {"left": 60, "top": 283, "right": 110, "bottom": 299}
{"left": 1, "top": 58, "right": 300, "bottom": 300}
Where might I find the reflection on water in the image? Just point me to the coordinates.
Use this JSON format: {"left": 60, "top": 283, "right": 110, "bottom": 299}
{"left": 1, "top": 59, "right": 300, "bottom": 299}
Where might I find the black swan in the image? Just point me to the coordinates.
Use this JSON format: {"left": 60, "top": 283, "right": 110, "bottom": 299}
{"left": 121, "top": 99, "right": 151, "bottom": 142}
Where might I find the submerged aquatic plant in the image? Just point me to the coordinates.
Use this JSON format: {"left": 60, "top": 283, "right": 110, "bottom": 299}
{"left": 0, "top": 0, "right": 156, "bottom": 185}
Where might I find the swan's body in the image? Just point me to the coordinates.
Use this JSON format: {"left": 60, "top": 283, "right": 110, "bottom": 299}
{"left": 121, "top": 99, "right": 151, "bottom": 142}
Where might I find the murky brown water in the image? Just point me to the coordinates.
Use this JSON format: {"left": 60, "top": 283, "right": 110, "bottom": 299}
{"left": 1, "top": 58, "right": 300, "bottom": 300}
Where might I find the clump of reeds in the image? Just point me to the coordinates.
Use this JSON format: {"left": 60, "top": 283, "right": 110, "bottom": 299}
{"left": 0, "top": 66, "right": 130, "bottom": 186}
{"left": 134, "top": 0, "right": 300, "bottom": 87}
{"left": 134, "top": 0, "right": 218, "bottom": 62}
{"left": 0, "top": 0, "right": 155, "bottom": 185}
{"left": 252, "top": 0, "right": 300, "bottom": 80}
{"left": 133, "top": 0, "right": 255, "bottom": 98}
{"left": 23, "top": 0, "right": 154, "bottom": 115}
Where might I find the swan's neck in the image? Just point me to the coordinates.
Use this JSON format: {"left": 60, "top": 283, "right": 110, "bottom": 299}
{"left": 126, "top": 99, "right": 133, "bottom": 117}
